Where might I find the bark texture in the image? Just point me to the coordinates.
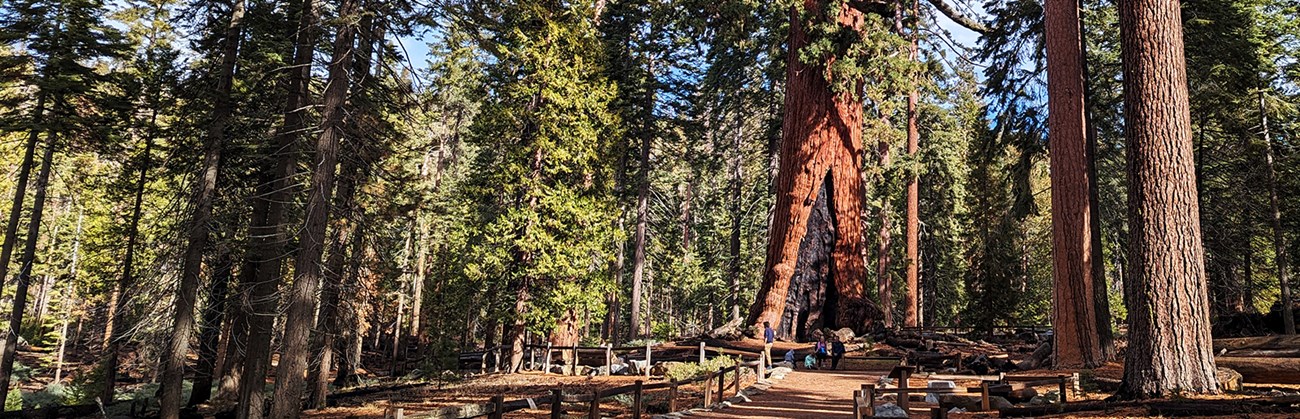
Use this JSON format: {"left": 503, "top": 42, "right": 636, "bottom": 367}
{"left": 0, "top": 93, "right": 43, "bottom": 290}
{"left": 747, "top": 1, "right": 878, "bottom": 338}
{"left": 233, "top": 0, "right": 316, "bottom": 416}
{"left": 268, "top": 0, "right": 357, "bottom": 415}
{"left": 1045, "top": 0, "right": 1103, "bottom": 369}
{"left": 1116, "top": 0, "right": 1219, "bottom": 398}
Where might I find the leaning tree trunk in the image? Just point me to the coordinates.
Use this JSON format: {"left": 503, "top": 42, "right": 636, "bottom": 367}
{"left": 101, "top": 107, "right": 159, "bottom": 404}
{"left": 747, "top": 0, "right": 879, "bottom": 339}
{"left": 1045, "top": 0, "right": 1103, "bottom": 369}
{"left": 728, "top": 120, "right": 744, "bottom": 322}
{"left": 1259, "top": 91, "right": 1295, "bottom": 335}
{"left": 232, "top": 0, "right": 317, "bottom": 416}
{"left": 268, "top": 0, "right": 357, "bottom": 415}
{"left": 1116, "top": 0, "right": 1219, "bottom": 398}
{"left": 0, "top": 133, "right": 58, "bottom": 408}
{"left": 0, "top": 92, "right": 44, "bottom": 291}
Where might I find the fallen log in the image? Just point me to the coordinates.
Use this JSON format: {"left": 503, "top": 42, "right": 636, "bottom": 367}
{"left": 1215, "top": 357, "right": 1300, "bottom": 384}
{"left": 1214, "top": 335, "right": 1300, "bottom": 352}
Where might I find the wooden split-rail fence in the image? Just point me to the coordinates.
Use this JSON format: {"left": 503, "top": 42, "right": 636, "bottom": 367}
{"left": 462, "top": 342, "right": 760, "bottom": 376}
{"left": 851, "top": 367, "right": 1076, "bottom": 419}
{"left": 414, "top": 358, "right": 765, "bottom": 419}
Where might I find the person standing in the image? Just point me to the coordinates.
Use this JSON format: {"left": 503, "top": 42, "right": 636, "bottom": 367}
{"left": 763, "top": 321, "right": 775, "bottom": 367}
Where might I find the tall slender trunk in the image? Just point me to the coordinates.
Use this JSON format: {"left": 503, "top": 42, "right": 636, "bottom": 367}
{"left": 1259, "top": 91, "right": 1294, "bottom": 335}
{"left": 54, "top": 282, "right": 73, "bottom": 383}
{"left": 728, "top": 120, "right": 744, "bottom": 322}
{"left": 1045, "top": 0, "right": 1103, "bottom": 368}
{"left": 0, "top": 132, "right": 58, "bottom": 407}
{"left": 102, "top": 107, "right": 159, "bottom": 404}
{"left": 629, "top": 81, "right": 654, "bottom": 340}
{"left": 1078, "top": 0, "right": 1115, "bottom": 360}
{"left": 159, "top": 3, "right": 244, "bottom": 417}
{"left": 0, "top": 92, "right": 44, "bottom": 290}
{"left": 604, "top": 217, "right": 624, "bottom": 343}
{"left": 902, "top": 0, "right": 921, "bottom": 328}
{"left": 269, "top": 0, "right": 358, "bottom": 415}
{"left": 233, "top": 1, "right": 317, "bottom": 417}
{"left": 1116, "top": 0, "right": 1218, "bottom": 398}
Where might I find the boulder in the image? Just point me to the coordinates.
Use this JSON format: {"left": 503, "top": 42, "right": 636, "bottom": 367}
{"left": 629, "top": 359, "right": 648, "bottom": 375}
{"left": 873, "top": 403, "right": 908, "bottom": 418}
{"left": 833, "top": 327, "right": 856, "bottom": 342}
{"left": 1007, "top": 387, "right": 1037, "bottom": 403}
{"left": 938, "top": 395, "right": 1012, "bottom": 411}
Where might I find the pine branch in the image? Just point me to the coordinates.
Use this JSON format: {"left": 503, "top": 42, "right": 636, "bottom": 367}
{"left": 925, "top": 0, "right": 990, "bottom": 35}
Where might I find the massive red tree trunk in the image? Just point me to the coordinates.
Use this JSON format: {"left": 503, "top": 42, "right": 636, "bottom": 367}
{"left": 1116, "top": 0, "right": 1219, "bottom": 398}
{"left": 747, "top": 1, "right": 879, "bottom": 339}
{"left": 1044, "top": 0, "right": 1103, "bottom": 369}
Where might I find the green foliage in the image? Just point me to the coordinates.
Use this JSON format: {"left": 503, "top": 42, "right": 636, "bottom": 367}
{"left": 663, "top": 355, "right": 739, "bottom": 382}
{"left": 4, "top": 389, "right": 18, "bottom": 411}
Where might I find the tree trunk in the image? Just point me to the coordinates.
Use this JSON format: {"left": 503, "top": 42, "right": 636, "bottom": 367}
{"left": 0, "top": 133, "right": 58, "bottom": 408}
{"left": 629, "top": 93, "right": 653, "bottom": 341}
{"left": 269, "top": 1, "right": 358, "bottom": 415}
{"left": 1259, "top": 92, "right": 1294, "bottom": 335}
{"left": 1078, "top": 0, "right": 1115, "bottom": 360}
{"left": 1045, "top": 0, "right": 1103, "bottom": 369}
{"left": 0, "top": 92, "right": 44, "bottom": 291}
{"left": 748, "top": 1, "right": 878, "bottom": 337}
{"left": 1116, "top": 0, "right": 1219, "bottom": 398}
{"left": 307, "top": 141, "right": 365, "bottom": 409}
{"left": 190, "top": 245, "right": 233, "bottom": 407}
{"left": 233, "top": 1, "right": 317, "bottom": 417}
{"left": 103, "top": 106, "right": 159, "bottom": 405}
{"left": 604, "top": 216, "right": 624, "bottom": 344}
{"left": 728, "top": 120, "right": 744, "bottom": 322}
{"left": 903, "top": 6, "right": 921, "bottom": 328}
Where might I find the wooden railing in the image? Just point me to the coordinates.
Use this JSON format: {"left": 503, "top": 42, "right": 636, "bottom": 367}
{"left": 851, "top": 373, "right": 1075, "bottom": 419}
{"left": 422, "top": 359, "right": 763, "bottom": 419}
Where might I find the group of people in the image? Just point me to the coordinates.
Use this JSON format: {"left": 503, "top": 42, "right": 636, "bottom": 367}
{"left": 762, "top": 321, "right": 847, "bottom": 370}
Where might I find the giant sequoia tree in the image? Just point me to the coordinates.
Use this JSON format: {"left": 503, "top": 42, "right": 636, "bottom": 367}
{"left": 1116, "top": 0, "right": 1219, "bottom": 398}
{"left": 746, "top": 0, "right": 888, "bottom": 339}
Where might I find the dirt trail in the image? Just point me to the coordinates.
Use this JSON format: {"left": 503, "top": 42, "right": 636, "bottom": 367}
{"left": 691, "top": 369, "right": 881, "bottom": 419}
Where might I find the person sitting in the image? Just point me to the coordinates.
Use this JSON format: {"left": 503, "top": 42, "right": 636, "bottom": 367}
{"left": 814, "top": 336, "right": 829, "bottom": 369}
{"left": 830, "top": 336, "right": 846, "bottom": 370}
{"left": 804, "top": 353, "right": 818, "bottom": 369}
{"left": 784, "top": 349, "right": 796, "bottom": 366}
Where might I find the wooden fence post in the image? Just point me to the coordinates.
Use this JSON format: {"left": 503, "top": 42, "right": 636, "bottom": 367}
{"left": 757, "top": 352, "right": 766, "bottom": 380}
{"left": 395, "top": 407, "right": 404, "bottom": 419}
{"left": 716, "top": 367, "right": 725, "bottom": 401}
{"left": 589, "top": 390, "right": 601, "bottom": 419}
{"left": 668, "top": 381, "right": 679, "bottom": 412}
{"left": 633, "top": 380, "right": 644, "bottom": 417}
{"left": 489, "top": 395, "right": 505, "bottom": 419}
{"left": 571, "top": 343, "right": 579, "bottom": 376}
{"left": 551, "top": 389, "right": 564, "bottom": 419}
{"left": 699, "top": 342, "right": 706, "bottom": 364}
{"left": 544, "top": 343, "right": 552, "bottom": 374}
{"left": 979, "top": 381, "right": 990, "bottom": 411}
{"left": 865, "top": 384, "right": 876, "bottom": 412}
{"left": 703, "top": 374, "right": 713, "bottom": 407}
{"left": 605, "top": 344, "right": 612, "bottom": 376}
{"left": 645, "top": 342, "right": 652, "bottom": 378}
{"left": 1058, "top": 375, "right": 1068, "bottom": 403}
{"left": 852, "top": 389, "right": 862, "bottom": 418}
{"left": 732, "top": 361, "right": 741, "bottom": 397}
{"left": 480, "top": 350, "right": 488, "bottom": 374}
